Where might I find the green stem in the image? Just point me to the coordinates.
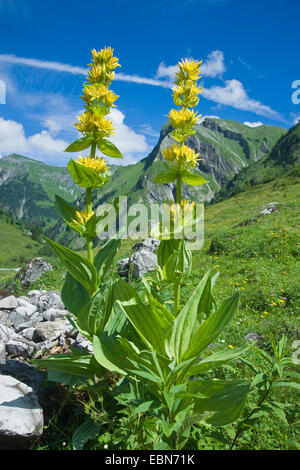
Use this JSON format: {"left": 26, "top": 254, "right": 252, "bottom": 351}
{"left": 176, "top": 175, "right": 182, "bottom": 205}
{"left": 85, "top": 141, "right": 97, "bottom": 265}
{"left": 86, "top": 187, "right": 94, "bottom": 265}
{"left": 174, "top": 174, "right": 182, "bottom": 316}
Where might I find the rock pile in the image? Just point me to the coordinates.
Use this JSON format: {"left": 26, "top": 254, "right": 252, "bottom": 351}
{"left": 0, "top": 290, "right": 92, "bottom": 361}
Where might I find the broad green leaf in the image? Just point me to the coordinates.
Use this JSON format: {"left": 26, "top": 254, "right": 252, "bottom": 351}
{"left": 55, "top": 195, "right": 83, "bottom": 234}
{"left": 157, "top": 239, "right": 180, "bottom": 269}
{"left": 44, "top": 236, "right": 99, "bottom": 295}
{"left": 76, "top": 282, "right": 112, "bottom": 339}
{"left": 61, "top": 272, "right": 90, "bottom": 317}
{"left": 153, "top": 170, "right": 178, "bottom": 184}
{"left": 162, "top": 239, "right": 192, "bottom": 284}
{"left": 167, "top": 271, "right": 213, "bottom": 361}
{"left": 182, "top": 292, "right": 240, "bottom": 361}
{"left": 181, "top": 170, "right": 208, "bottom": 186}
{"left": 147, "top": 294, "right": 174, "bottom": 330}
{"left": 117, "top": 293, "right": 167, "bottom": 355}
{"left": 186, "top": 379, "right": 250, "bottom": 426}
{"left": 33, "top": 351, "right": 102, "bottom": 377}
{"left": 65, "top": 136, "right": 92, "bottom": 152}
{"left": 93, "top": 334, "right": 131, "bottom": 375}
{"left": 187, "top": 346, "right": 249, "bottom": 376}
{"left": 97, "top": 138, "right": 123, "bottom": 158}
{"left": 94, "top": 239, "right": 121, "bottom": 279}
{"left": 130, "top": 401, "right": 154, "bottom": 417}
{"left": 72, "top": 417, "right": 101, "bottom": 450}
{"left": 67, "top": 158, "right": 110, "bottom": 189}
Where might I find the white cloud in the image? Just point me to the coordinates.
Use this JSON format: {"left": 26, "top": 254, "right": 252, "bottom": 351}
{"left": 203, "top": 79, "right": 284, "bottom": 121}
{"left": 201, "top": 50, "right": 225, "bottom": 78}
{"left": 0, "top": 117, "right": 68, "bottom": 162}
{"left": 244, "top": 121, "right": 264, "bottom": 128}
{"left": 108, "top": 109, "right": 151, "bottom": 164}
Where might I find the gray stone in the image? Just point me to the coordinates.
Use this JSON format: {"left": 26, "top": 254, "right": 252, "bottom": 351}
{"left": 20, "top": 327, "right": 36, "bottom": 342}
{"left": 0, "top": 375, "right": 43, "bottom": 449}
{"left": 5, "top": 340, "right": 33, "bottom": 359}
{"left": 32, "top": 319, "right": 68, "bottom": 343}
{"left": 16, "top": 299, "right": 37, "bottom": 317}
{"left": 0, "top": 322, "right": 18, "bottom": 343}
{"left": 0, "top": 340, "right": 5, "bottom": 364}
{"left": 47, "top": 292, "right": 65, "bottom": 310}
{"left": 75, "top": 332, "right": 93, "bottom": 353}
{"left": 14, "top": 258, "right": 53, "bottom": 288}
{"left": 133, "top": 238, "right": 160, "bottom": 252}
{"left": 0, "top": 295, "right": 18, "bottom": 310}
{"left": 130, "top": 249, "right": 158, "bottom": 278}
{"left": 43, "top": 308, "right": 68, "bottom": 322}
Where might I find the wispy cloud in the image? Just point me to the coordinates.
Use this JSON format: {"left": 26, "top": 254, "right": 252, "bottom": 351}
{"left": 203, "top": 79, "right": 285, "bottom": 122}
{"left": 0, "top": 53, "right": 171, "bottom": 87}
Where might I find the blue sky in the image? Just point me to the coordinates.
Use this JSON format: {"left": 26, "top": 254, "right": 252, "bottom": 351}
{"left": 0, "top": 0, "right": 299, "bottom": 166}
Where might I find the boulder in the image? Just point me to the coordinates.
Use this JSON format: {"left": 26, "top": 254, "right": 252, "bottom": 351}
{"left": 117, "top": 238, "right": 160, "bottom": 279}
{"left": 0, "top": 375, "right": 43, "bottom": 449}
{"left": 14, "top": 258, "right": 53, "bottom": 288}
{"left": 32, "top": 319, "right": 69, "bottom": 343}
{"left": 0, "top": 295, "right": 18, "bottom": 310}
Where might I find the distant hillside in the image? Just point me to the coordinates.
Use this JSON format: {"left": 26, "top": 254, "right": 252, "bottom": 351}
{"left": 214, "top": 121, "right": 300, "bottom": 202}
{"left": 0, "top": 154, "right": 83, "bottom": 228}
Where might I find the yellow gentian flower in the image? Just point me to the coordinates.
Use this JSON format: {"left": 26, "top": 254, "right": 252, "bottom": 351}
{"left": 77, "top": 156, "right": 109, "bottom": 173}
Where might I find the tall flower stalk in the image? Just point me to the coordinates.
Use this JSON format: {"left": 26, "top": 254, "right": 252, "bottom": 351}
{"left": 155, "top": 58, "right": 207, "bottom": 315}
{"left": 65, "top": 47, "right": 123, "bottom": 265}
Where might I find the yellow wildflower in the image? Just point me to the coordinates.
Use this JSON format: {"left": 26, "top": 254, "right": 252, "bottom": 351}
{"left": 168, "top": 108, "right": 200, "bottom": 134}
{"left": 162, "top": 143, "right": 200, "bottom": 169}
{"left": 228, "top": 345, "right": 234, "bottom": 349}
{"left": 82, "top": 84, "right": 119, "bottom": 107}
{"left": 175, "top": 58, "right": 203, "bottom": 84}
{"left": 77, "top": 156, "right": 109, "bottom": 173}
{"left": 73, "top": 209, "right": 95, "bottom": 228}
{"left": 279, "top": 299, "right": 285, "bottom": 304}
{"left": 172, "top": 80, "right": 203, "bottom": 107}
{"left": 75, "top": 112, "right": 114, "bottom": 136}
{"left": 91, "top": 47, "right": 120, "bottom": 70}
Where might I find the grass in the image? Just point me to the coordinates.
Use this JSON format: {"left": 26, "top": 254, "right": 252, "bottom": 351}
{"left": 1, "top": 170, "right": 299, "bottom": 450}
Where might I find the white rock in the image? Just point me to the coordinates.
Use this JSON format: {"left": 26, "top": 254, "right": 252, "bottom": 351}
{"left": 16, "top": 299, "right": 37, "bottom": 317}
{"left": 0, "top": 340, "right": 5, "bottom": 364}
{"left": 0, "top": 375, "right": 43, "bottom": 449}
{"left": 0, "top": 296, "right": 18, "bottom": 310}
{"left": 5, "top": 340, "right": 33, "bottom": 359}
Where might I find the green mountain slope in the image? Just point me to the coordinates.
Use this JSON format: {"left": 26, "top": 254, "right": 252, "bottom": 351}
{"left": 214, "top": 121, "right": 300, "bottom": 202}
{"left": 0, "top": 154, "right": 83, "bottom": 228}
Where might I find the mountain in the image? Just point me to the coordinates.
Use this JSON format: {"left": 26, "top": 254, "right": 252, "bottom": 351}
{"left": 214, "top": 121, "right": 300, "bottom": 202}
{"left": 0, "top": 154, "right": 83, "bottom": 228}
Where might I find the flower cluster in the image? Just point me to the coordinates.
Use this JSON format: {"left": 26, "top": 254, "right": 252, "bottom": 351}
{"left": 77, "top": 156, "right": 109, "bottom": 173}
{"left": 75, "top": 47, "right": 120, "bottom": 141}
{"left": 72, "top": 209, "right": 95, "bottom": 229}
{"left": 162, "top": 143, "right": 199, "bottom": 170}
{"left": 162, "top": 58, "right": 203, "bottom": 170}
